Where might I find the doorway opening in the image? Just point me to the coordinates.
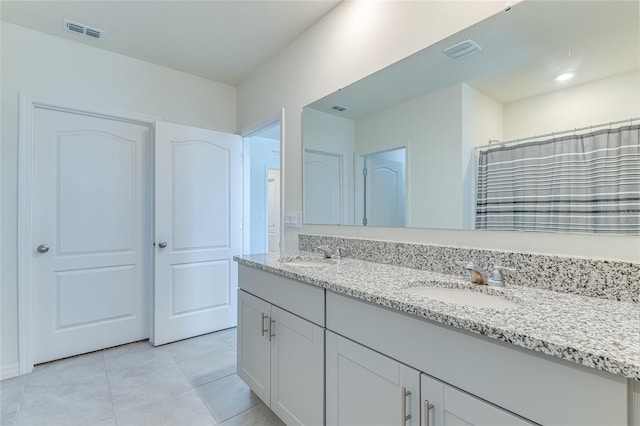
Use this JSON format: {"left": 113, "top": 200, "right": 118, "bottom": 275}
{"left": 357, "top": 147, "right": 406, "bottom": 227}
{"left": 243, "top": 121, "right": 282, "bottom": 254}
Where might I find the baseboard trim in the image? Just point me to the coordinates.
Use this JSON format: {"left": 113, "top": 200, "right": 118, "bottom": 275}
{"left": 1, "top": 363, "right": 21, "bottom": 380}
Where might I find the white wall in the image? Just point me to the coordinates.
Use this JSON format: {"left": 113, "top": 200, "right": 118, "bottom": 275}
{"left": 504, "top": 70, "right": 640, "bottom": 140}
{"left": 461, "top": 83, "right": 504, "bottom": 228}
{"left": 238, "top": 0, "right": 639, "bottom": 262}
{"left": 1, "top": 22, "right": 236, "bottom": 377}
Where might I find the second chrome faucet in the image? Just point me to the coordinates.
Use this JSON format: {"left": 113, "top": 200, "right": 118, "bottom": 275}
{"left": 457, "top": 261, "right": 516, "bottom": 287}
{"left": 317, "top": 245, "right": 346, "bottom": 259}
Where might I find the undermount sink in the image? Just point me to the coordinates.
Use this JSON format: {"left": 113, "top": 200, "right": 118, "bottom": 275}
{"left": 278, "top": 256, "right": 338, "bottom": 268}
{"left": 405, "top": 285, "right": 520, "bottom": 309}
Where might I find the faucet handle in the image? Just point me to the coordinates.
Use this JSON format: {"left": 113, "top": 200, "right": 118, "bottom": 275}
{"left": 488, "top": 265, "right": 516, "bottom": 287}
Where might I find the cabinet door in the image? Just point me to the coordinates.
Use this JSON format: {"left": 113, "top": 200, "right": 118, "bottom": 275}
{"left": 421, "top": 374, "right": 533, "bottom": 426}
{"left": 270, "top": 306, "right": 324, "bottom": 426}
{"left": 327, "top": 331, "right": 420, "bottom": 426}
{"left": 237, "top": 290, "right": 271, "bottom": 404}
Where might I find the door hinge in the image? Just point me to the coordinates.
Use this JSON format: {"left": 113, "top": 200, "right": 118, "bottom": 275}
{"left": 363, "top": 168, "right": 368, "bottom": 176}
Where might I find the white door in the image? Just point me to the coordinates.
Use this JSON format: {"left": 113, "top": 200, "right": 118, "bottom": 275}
{"left": 303, "top": 150, "right": 342, "bottom": 224}
{"left": 267, "top": 169, "right": 280, "bottom": 252}
{"left": 154, "top": 122, "right": 242, "bottom": 345}
{"left": 32, "top": 107, "right": 151, "bottom": 364}
{"left": 365, "top": 151, "right": 405, "bottom": 227}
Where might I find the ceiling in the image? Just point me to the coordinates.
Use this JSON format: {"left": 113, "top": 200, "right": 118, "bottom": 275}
{"left": 308, "top": 0, "right": 639, "bottom": 119}
{"left": 1, "top": 0, "right": 342, "bottom": 86}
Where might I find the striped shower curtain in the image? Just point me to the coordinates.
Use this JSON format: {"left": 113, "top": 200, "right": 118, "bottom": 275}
{"left": 475, "top": 124, "right": 640, "bottom": 234}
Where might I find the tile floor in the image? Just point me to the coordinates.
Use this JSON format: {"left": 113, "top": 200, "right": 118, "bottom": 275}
{"left": 0, "top": 328, "right": 285, "bottom": 426}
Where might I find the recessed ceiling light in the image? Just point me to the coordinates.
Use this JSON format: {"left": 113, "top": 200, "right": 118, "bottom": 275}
{"left": 556, "top": 72, "right": 574, "bottom": 82}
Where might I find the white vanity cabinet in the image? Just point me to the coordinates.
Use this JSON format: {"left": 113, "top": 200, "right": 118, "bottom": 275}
{"left": 237, "top": 262, "right": 634, "bottom": 425}
{"left": 237, "top": 266, "right": 325, "bottom": 426}
{"left": 421, "top": 374, "right": 532, "bottom": 426}
{"left": 326, "top": 331, "right": 420, "bottom": 426}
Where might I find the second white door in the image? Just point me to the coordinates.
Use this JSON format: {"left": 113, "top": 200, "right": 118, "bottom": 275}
{"left": 154, "top": 122, "right": 242, "bottom": 345}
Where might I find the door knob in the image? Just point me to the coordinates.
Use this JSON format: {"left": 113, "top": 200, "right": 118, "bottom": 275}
{"left": 158, "top": 241, "right": 167, "bottom": 248}
{"left": 37, "top": 244, "right": 50, "bottom": 254}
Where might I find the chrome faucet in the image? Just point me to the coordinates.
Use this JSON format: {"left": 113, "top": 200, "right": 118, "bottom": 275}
{"left": 457, "top": 261, "right": 489, "bottom": 285}
{"left": 457, "top": 261, "right": 516, "bottom": 287}
{"left": 317, "top": 245, "right": 346, "bottom": 259}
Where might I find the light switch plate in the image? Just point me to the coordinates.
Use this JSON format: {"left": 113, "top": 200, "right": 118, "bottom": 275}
{"left": 284, "top": 211, "right": 303, "bottom": 228}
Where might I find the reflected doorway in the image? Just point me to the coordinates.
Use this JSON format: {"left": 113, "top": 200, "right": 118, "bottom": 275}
{"left": 243, "top": 122, "right": 281, "bottom": 254}
{"left": 357, "top": 147, "right": 406, "bottom": 227}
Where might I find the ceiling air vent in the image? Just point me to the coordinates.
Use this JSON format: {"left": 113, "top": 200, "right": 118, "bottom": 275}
{"left": 443, "top": 39, "right": 481, "bottom": 59}
{"left": 64, "top": 19, "right": 105, "bottom": 40}
{"left": 331, "top": 105, "right": 348, "bottom": 112}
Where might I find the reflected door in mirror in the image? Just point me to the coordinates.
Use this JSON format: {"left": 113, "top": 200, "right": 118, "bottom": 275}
{"left": 304, "top": 150, "right": 342, "bottom": 224}
{"left": 361, "top": 149, "right": 406, "bottom": 227}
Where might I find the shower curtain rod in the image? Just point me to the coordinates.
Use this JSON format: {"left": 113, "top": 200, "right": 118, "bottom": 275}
{"left": 474, "top": 116, "right": 639, "bottom": 150}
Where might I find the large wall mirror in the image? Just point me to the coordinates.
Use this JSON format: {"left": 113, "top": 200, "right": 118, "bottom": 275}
{"left": 302, "top": 0, "right": 639, "bottom": 234}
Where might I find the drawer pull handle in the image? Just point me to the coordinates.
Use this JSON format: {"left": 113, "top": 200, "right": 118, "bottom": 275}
{"left": 261, "top": 313, "right": 268, "bottom": 337}
{"left": 269, "top": 319, "right": 275, "bottom": 342}
{"left": 401, "top": 386, "right": 411, "bottom": 424}
{"left": 424, "top": 400, "right": 434, "bottom": 426}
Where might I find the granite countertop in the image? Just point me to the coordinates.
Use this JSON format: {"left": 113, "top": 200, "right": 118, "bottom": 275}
{"left": 235, "top": 252, "right": 640, "bottom": 380}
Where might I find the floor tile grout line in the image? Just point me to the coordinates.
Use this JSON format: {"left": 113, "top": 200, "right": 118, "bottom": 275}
{"left": 0, "top": 376, "right": 27, "bottom": 424}
{"left": 9, "top": 362, "right": 35, "bottom": 422}
{"left": 102, "top": 351, "right": 119, "bottom": 426}
{"left": 168, "top": 341, "right": 229, "bottom": 424}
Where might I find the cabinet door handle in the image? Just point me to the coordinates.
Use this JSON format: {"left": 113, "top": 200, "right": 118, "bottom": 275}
{"left": 269, "top": 319, "right": 275, "bottom": 342}
{"left": 423, "top": 400, "right": 434, "bottom": 426}
{"left": 261, "top": 314, "right": 269, "bottom": 337}
{"left": 401, "top": 386, "right": 411, "bottom": 424}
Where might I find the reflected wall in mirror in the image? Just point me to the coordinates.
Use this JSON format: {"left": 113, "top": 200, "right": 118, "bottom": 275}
{"left": 302, "top": 0, "right": 639, "bottom": 234}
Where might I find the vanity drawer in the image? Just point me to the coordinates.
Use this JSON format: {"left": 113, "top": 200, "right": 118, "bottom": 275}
{"left": 238, "top": 264, "right": 325, "bottom": 326}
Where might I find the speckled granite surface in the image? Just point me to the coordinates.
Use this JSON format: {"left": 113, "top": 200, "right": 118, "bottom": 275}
{"left": 234, "top": 252, "right": 640, "bottom": 380}
{"left": 299, "top": 234, "right": 640, "bottom": 303}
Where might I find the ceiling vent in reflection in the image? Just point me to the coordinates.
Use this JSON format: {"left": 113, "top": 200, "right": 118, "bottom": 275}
{"left": 331, "top": 105, "right": 348, "bottom": 112}
{"left": 443, "top": 39, "right": 481, "bottom": 59}
{"left": 64, "top": 19, "right": 105, "bottom": 40}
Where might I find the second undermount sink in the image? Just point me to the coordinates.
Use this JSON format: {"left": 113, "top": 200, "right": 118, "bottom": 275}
{"left": 405, "top": 285, "right": 520, "bottom": 309}
{"left": 278, "top": 255, "right": 338, "bottom": 268}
